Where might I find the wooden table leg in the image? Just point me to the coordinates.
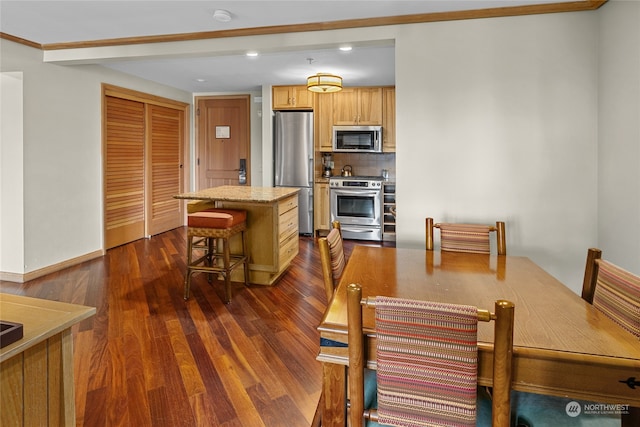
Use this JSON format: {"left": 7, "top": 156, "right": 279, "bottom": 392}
{"left": 321, "top": 362, "right": 347, "bottom": 427}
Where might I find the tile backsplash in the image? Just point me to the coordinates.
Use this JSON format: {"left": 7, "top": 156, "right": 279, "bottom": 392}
{"left": 317, "top": 152, "right": 396, "bottom": 180}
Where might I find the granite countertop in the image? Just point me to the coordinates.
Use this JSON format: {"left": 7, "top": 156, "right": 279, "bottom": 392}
{"left": 174, "top": 185, "right": 300, "bottom": 203}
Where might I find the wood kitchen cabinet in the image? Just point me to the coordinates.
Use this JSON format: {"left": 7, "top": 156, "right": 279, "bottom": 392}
{"left": 314, "top": 93, "right": 334, "bottom": 151}
{"left": 333, "top": 87, "right": 383, "bottom": 125}
{"left": 217, "top": 191, "right": 299, "bottom": 286}
{"left": 272, "top": 85, "right": 314, "bottom": 110}
{"left": 383, "top": 87, "right": 396, "bottom": 152}
{"left": 314, "top": 182, "right": 331, "bottom": 232}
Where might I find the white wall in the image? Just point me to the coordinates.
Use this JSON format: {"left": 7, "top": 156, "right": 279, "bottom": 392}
{"left": 0, "top": 40, "right": 191, "bottom": 275}
{"left": 395, "top": 12, "right": 599, "bottom": 293}
{"left": 0, "top": 72, "right": 25, "bottom": 276}
{"left": 597, "top": 0, "right": 640, "bottom": 274}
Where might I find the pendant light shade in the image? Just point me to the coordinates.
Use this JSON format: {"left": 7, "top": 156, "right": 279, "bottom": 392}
{"left": 307, "top": 73, "right": 343, "bottom": 93}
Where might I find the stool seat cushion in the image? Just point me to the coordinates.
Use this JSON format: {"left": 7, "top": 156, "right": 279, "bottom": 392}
{"left": 188, "top": 209, "right": 246, "bottom": 229}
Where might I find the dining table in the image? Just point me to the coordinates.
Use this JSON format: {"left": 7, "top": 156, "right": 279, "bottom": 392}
{"left": 316, "top": 246, "right": 640, "bottom": 426}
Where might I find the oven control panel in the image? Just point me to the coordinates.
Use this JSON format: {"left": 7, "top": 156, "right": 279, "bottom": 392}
{"left": 329, "top": 177, "right": 383, "bottom": 188}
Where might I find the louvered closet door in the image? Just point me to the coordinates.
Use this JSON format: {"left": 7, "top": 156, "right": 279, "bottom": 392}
{"left": 146, "top": 104, "right": 183, "bottom": 236}
{"left": 104, "top": 96, "right": 145, "bottom": 249}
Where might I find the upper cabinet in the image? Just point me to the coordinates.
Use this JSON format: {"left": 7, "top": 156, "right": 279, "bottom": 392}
{"left": 333, "top": 87, "right": 383, "bottom": 125}
{"left": 315, "top": 93, "right": 334, "bottom": 151}
{"left": 382, "top": 87, "right": 396, "bottom": 153}
{"left": 272, "top": 85, "right": 314, "bottom": 110}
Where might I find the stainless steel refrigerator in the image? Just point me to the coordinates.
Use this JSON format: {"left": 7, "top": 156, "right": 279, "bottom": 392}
{"left": 274, "top": 111, "right": 314, "bottom": 235}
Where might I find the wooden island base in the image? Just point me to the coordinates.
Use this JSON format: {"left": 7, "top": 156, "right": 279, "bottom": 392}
{"left": 177, "top": 186, "right": 300, "bottom": 286}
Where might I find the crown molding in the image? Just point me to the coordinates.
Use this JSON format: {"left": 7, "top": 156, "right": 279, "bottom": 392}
{"left": 1, "top": 1, "right": 607, "bottom": 52}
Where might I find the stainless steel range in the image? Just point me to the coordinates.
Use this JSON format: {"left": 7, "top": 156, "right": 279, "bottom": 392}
{"left": 329, "top": 176, "right": 383, "bottom": 241}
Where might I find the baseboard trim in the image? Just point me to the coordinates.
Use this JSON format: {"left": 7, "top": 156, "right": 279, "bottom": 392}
{"left": 0, "top": 250, "right": 105, "bottom": 283}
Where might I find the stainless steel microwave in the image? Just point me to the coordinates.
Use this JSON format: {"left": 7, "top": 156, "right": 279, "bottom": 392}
{"left": 332, "top": 126, "right": 382, "bottom": 153}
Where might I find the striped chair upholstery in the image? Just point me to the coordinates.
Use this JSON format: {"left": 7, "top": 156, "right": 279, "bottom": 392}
{"left": 426, "top": 218, "right": 507, "bottom": 255}
{"left": 326, "top": 227, "right": 346, "bottom": 283}
{"left": 347, "top": 284, "right": 515, "bottom": 427}
{"left": 375, "top": 297, "right": 479, "bottom": 426}
{"left": 318, "top": 222, "right": 346, "bottom": 302}
{"left": 439, "top": 223, "right": 492, "bottom": 254}
{"left": 593, "top": 260, "right": 640, "bottom": 338}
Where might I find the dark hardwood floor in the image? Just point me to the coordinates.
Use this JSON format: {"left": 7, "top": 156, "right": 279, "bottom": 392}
{"left": 0, "top": 227, "right": 388, "bottom": 426}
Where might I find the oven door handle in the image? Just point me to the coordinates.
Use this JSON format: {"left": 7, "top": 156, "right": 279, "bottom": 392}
{"left": 333, "top": 189, "right": 380, "bottom": 197}
{"left": 341, "top": 226, "right": 377, "bottom": 233}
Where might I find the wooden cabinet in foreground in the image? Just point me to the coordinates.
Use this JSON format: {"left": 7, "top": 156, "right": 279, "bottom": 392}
{"left": 333, "top": 87, "right": 383, "bottom": 125}
{"left": 1, "top": 294, "right": 95, "bottom": 426}
{"left": 272, "top": 85, "right": 314, "bottom": 110}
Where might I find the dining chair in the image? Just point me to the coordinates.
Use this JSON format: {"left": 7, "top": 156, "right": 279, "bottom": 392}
{"left": 426, "top": 217, "right": 507, "bottom": 255}
{"left": 581, "top": 248, "right": 640, "bottom": 427}
{"left": 313, "top": 221, "right": 344, "bottom": 427}
{"left": 313, "top": 221, "right": 379, "bottom": 427}
{"left": 581, "top": 247, "right": 640, "bottom": 338}
{"left": 318, "top": 221, "right": 345, "bottom": 302}
{"left": 347, "top": 283, "right": 515, "bottom": 427}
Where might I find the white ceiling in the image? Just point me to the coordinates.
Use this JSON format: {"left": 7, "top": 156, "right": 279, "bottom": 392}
{"left": 0, "top": 0, "right": 579, "bottom": 93}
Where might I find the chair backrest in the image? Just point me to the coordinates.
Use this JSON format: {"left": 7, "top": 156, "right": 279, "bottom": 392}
{"left": 426, "top": 217, "right": 507, "bottom": 255}
{"left": 581, "top": 248, "right": 640, "bottom": 339}
{"left": 318, "top": 221, "right": 345, "bottom": 302}
{"left": 347, "top": 283, "right": 515, "bottom": 427}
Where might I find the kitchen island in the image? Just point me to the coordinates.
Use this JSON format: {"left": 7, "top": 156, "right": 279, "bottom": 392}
{"left": 175, "top": 186, "right": 300, "bottom": 286}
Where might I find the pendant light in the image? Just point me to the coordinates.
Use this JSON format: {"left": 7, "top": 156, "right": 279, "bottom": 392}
{"left": 307, "top": 73, "right": 343, "bottom": 93}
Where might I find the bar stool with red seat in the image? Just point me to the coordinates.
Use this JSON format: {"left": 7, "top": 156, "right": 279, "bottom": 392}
{"left": 184, "top": 208, "right": 249, "bottom": 303}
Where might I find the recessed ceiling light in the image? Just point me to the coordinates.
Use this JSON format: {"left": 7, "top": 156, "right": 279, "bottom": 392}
{"left": 339, "top": 46, "right": 353, "bottom": 52}
{"left": 246, "top": 52, "right": 259, "bottom": 57}
{"left": 195, "top": 78, "right": 207, "bottom": 82}
{"left": 213, "top": 9, "right": 232, "bottom": 22}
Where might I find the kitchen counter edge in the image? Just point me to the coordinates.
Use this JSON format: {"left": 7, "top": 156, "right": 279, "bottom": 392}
{"left": 174, "top": 185, "right": 300, "bottom": 204}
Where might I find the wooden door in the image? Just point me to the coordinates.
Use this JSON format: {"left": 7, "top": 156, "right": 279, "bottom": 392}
{"left": 103, "top": 84, "right": 188, "bottom": 249}
{"left": 146, "top": 104, "right": 184, "bottom": 236}
{"left": 196, "top": 96, "right": 250, "bottom": 189}
{"left": 104, "top": 96, "right": 145, "bottom": 248}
